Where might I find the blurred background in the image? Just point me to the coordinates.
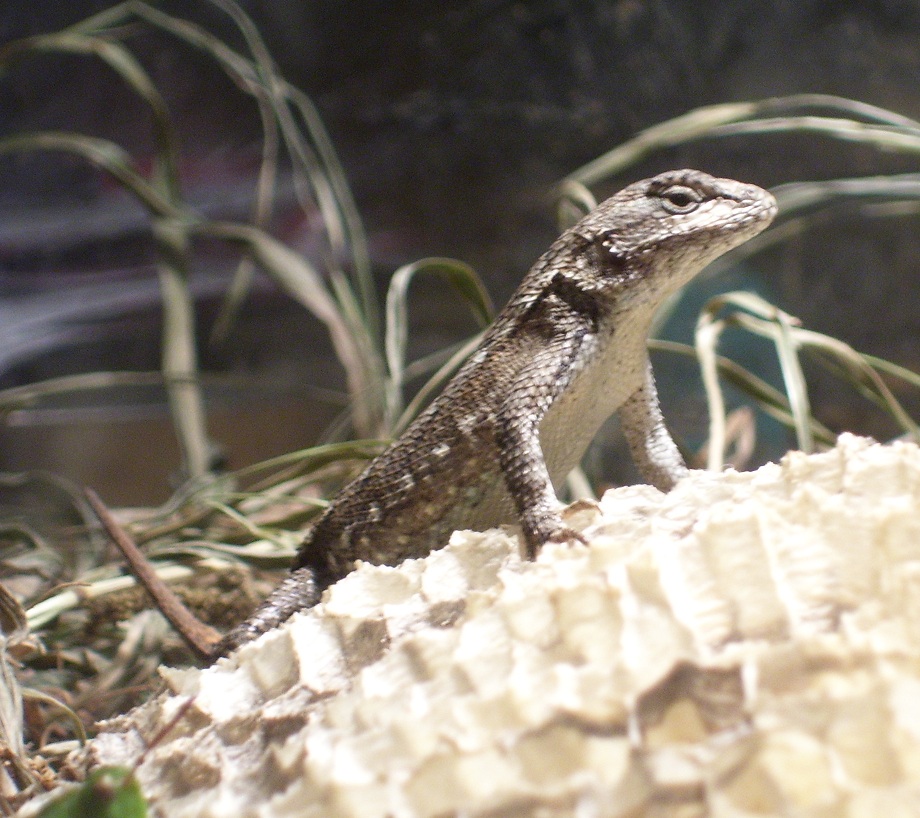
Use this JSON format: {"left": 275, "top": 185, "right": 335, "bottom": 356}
{"left": 1, "top": 1, "right": 919, "bottom": 507}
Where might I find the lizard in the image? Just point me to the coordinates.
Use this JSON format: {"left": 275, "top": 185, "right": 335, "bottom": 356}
{"left": 86, "top": 169, "right": 776, "bottom": 661}
{"left": 212, "top": 169, "right": 777, "bottom": 657}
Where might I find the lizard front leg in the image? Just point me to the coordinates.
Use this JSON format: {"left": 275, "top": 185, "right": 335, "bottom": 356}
{"left": 617, "top": 359, "right": 690, "bottom": 492}
{"left": 496, "top": 288, "right": 599, "bottom": 558}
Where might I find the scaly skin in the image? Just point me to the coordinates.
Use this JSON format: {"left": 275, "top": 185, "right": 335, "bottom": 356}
{"left": 216, "top": 169, "right": 777, "bottom": 657}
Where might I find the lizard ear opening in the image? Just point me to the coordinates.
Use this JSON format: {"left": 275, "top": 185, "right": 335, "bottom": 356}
{"left": 591, "top": 233, "right": 629, "bottom": 276}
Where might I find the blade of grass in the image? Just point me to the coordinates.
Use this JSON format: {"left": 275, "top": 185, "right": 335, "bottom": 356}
{"left": 757, "top": 93, "right": 920, "bottom": 127}
{"left": 0, "top": 372, "right": 165, "bottom": 417}
{"left": 61, "top": 3, "right": 389, "bottom": 436}
{"left": 797, "top": 332, "right": 920, "bottom": 442}
{"left": 26, "top": 566, "right": 197, "bottom": 631}
{"left": 394, "top": 332, "right": 485, "bottom": 435}
{"left": 565, "top": 94, "right": 920, "bottom": 188}
{"left": 0, "top": 132, "right": 175, "bottom": 216}
{"left": 205, "top": 0, "right": 375, "bottom": 315}
{"left": 0, "top": 32, "right": 179, "bottom": 189}
{"left": 194, "top": 220, "right": 377, "bottom": 429}
{"left": 651, "top": 340, "right": 837, "bottom": 446}
{"left": 400, "top": 339, "right": 473, "bottom": 386}
{"left": 209, "top": 58, "right": 281, "bottom": 345}
{"left": 565, "top": 100, "right": 762, "bottom": 187}
{"left": 862, "top": 353, "right": 920, "bottom": 390}
{"left": 233, "top": 439, "right": 384, "bottom": 481}
{"left": 57, "top": 2, "right": 381, "bottom": 437}
{"left": 774, "top": 307, "right": 813, "bottom": 453}
{"left": 708, "top": 116, "right": 920, "bottom": 155}
{"left": 0, "top": 133, "right": 211, "bottom": 478}
{"left": 556, "top": 180, "right": 597, "bottom": 228}
{"left": 116, "top": 2, "right": 379, "bottom": 329}
{"left": 199, "top": 499, "right": 293, "bottom": 548}
{"left": 0, "top": 30, "right": 214, "bottom": 477}
{"left": 771, "top": 174, "right": 920, "bottom": 211}
{"left": 126, "top": 2, "right": 385, "bottom": 432}
{"left": 211, "top": 0, "right": 377, "bottom": 331}
{"left": 21, "top": 689, "right": 85, "bottom": 745}
{"left": 0, "top": 626, "right": 25, "bottom": 759}
{"left": 152, "top": 216, "right": 213, "bottom": 478}
{"left": 146, "top": 538, "right": 298, "bottom": 567}
{"left": 326, "top": 271, "right": 387, "bottom": 435}
{"left": 384, "top": 258, "right": 492, "bottom": 423}
{"left": 694, "top": 289, "right": 919, "bottom": 464}
{"left": 727, "top": 312, "right": 920, "bottom": 441}
{"left": 699, "top": 293, "right": 814, "bottom": 454}
{"left": 693, "top": 314, "right": 729, "bottom": 470}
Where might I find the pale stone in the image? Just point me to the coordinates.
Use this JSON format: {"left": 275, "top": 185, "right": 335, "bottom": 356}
{"left": 37, "top": 434, "right": 920, "bottom": 818}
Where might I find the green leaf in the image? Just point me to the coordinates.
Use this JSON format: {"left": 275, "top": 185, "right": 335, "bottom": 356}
{"left": 37, "top": 768, "right": 146, "bottom": 818}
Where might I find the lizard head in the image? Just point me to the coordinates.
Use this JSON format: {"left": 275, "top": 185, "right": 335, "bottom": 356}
{"left": 574, "top": 168, "right": 777, "bottom": 303}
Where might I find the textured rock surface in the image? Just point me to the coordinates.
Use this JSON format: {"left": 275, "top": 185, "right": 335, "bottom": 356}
{"left": 64, "top": 435, "right": 920, "bottom": 816}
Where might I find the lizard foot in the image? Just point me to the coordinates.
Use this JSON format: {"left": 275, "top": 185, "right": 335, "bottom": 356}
{"left": 523, "top": 519, "right": 586, "bottom": 559}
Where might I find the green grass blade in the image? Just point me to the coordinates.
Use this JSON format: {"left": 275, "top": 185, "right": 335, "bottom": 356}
{"left": 234, "top": 440, "right": 385, "bottom": 480}
{"left": 693, "top": 290, "right": 920, "bottom": 460}
{"left": 709, "top": 116, "right": 920, "bottom": 155}
{"left": 862, "top": 353, "right": 920, "bottom": 390}
{"left": 384, "top": 258, "right": 492, "bottom": 422}
{"left": 693, "top": 312, "right": 729, "bottom": 470}
{"left": 394, "top": 332, "right": 485, "bottom": 435}
{"left": 566, "top": 100, "right": 761, "bottom": 186}
{"left": 152, "top": 217, "right": 212, "bottom": 478}
{"left": 652, "top": 339, "right": 838, "bottom": 449}
{"left": 565, "top": 94, "right": 920, "bottom": 188}
{"left": 774, "top": 308, "right": 814, "bottom": 452}
{"left": 0, "top": 31, "right": 181, "bottom": 195}
{"left": 700, "top": 293, "right": 815, "bottom": 452}
{"left": 0, "top": 131, "right": 174, "bottom": 215}
{"left": 119, "top": 1, "right": 377, "bottom": 326}
{"left": 0, "top": 131, "right": 213, "bottom": 476}
{"left": 110, "top": 2, "right": 386, "bottom": 435}
{"left": 796, "top": 331, "right": 920, "bottom": 442}
{"left": 556, "top": 180, "right": 597, "bottom": 228}
{"left": 195, "top": 221, "right": 379, "bottom": 432}
{"left": 0, "top": 372, "right": 165, "bottom": 417}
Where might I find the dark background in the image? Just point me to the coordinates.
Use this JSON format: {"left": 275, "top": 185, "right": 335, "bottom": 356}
{"left": 1, "top": 1, "right": 919, "bottom": 504}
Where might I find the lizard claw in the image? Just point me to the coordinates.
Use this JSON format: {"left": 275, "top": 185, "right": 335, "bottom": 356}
{"left": 545, "top": 526, "right": 587, "bottom": 546}
{"left": 523, "top": 520, "right": 586, "bottom": 559}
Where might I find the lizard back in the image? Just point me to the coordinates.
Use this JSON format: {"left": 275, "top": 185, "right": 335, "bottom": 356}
{"left": 217, "top": 169, "right": 777, "bottom": 656}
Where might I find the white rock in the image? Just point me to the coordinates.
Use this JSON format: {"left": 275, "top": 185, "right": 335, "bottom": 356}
{"left": 65, "top": 435, "right": 920, "bottom": 817}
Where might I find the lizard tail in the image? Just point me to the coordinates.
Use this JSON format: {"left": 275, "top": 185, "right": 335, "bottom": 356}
{"left": 212, "top": 566, "right": 320, "bottom": 658}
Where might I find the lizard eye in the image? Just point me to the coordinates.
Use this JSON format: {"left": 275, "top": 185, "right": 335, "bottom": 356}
{"left": 659, "top": 185, "right": 702, "bottom": 214}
